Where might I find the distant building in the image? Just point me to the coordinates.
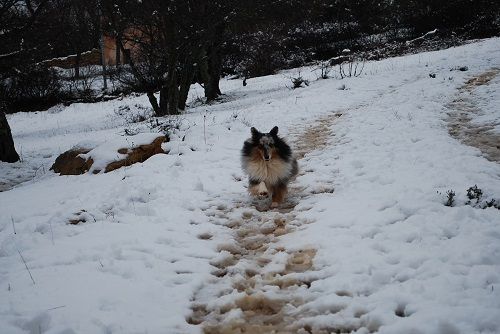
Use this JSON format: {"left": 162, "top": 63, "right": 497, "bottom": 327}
{"left": 102, "top": 28, "right": 143, "bottom": 66}
{"left": 40, "top": 28, "right": 143, "bottom": 69}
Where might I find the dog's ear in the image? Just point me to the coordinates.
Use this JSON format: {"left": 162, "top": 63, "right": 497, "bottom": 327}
{"left": 269, "top": 126, "right": 279, "bottom": 136}
{"left": 251, "top": 127, "right": 260, "bottom": 139}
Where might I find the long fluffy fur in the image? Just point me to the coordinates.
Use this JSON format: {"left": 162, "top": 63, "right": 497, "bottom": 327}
{"left": 241, "top": 126, "right": 298, "bottom": 206}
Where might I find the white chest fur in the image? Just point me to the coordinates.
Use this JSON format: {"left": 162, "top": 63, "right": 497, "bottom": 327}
{"left": 245, "top": 157, "right": 292, "bottom": 185}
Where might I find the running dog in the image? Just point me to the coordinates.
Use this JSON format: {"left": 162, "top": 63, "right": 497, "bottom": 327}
{"left": 241, "top": 126, "right": 298, "bottom": 208}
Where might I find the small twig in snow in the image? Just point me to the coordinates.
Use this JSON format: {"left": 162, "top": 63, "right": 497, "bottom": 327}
{"left": 17, "top": 249, "right": 36, "bottom": 285}
{"left": 49, "top": 220, "right": 55, "bottom": 245}
{"left": 203, "top": 114, "right": 207, "bottom": 145}
{"left": 11, "top": 216, "right": 16, "bottom": 235}
{"left": 131, "top": 199, "right": 136, "bottom": 215}
{"left": 32, "top": 165, "right": 45, "bottom": 180}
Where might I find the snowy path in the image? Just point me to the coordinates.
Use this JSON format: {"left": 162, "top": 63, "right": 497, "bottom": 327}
{"left": 447, "top": 68, "right": 500, "bottom": 162}
{"left": 187, "top": 112, "right": 339, "bottom": 333}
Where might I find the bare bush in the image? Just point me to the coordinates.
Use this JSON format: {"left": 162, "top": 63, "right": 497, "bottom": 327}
{"left": 67, "top": 65, "right": 101, "bottom": 100}
{"left": 114, "top": 104, "right": 154, "bottom": 124}
{"left": 290, "top": 72, "right": 309, "bottom": 89}
{"left": 313, "top": 61, "right": 332, "bottom": 79}
{"left": 106, "top": 66, "right": 136, "bottom": 95}
{"left": 338, "top": 57, "right": 366, "bottom": 79}
{"left": 147, "top": 116, "right": 186, "bottom": 142}
{"left": 1, "top": 65, "right": 62, "bottom": 113}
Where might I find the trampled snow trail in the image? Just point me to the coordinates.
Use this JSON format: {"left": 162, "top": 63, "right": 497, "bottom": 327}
{"left": 187, "top": 113, "right": 340, "bottom": 333}
{"left": 447, "top": 68, "right": 500, "bottom": 162}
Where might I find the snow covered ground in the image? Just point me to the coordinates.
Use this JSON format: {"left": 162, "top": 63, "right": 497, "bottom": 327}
{"left": 1, "top": 37, "right": 500, "bottom": 334}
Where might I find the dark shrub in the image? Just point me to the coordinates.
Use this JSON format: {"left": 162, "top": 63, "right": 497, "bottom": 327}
{"left": 1, "top": 65, "right": 63, "bottom": 113}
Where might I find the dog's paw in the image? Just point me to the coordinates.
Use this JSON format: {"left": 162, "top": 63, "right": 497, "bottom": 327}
{"left": 270, "top": 202, "right": 279, "bottom": 208}
{"left": 258, "top": 191, "right": 269, "bottom": 199}
{"left": 257, "top": 182, "right": 269, "bottom": 199}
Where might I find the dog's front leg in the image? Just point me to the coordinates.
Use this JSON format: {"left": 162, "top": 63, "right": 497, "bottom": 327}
{"left": 270, "top": 183, "right": 287, "bottom": 208}
{"left": 248, "top": 180, "right": 269, "bottom": 198}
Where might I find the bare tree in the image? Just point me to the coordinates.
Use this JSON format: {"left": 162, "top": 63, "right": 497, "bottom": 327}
{"left": 104, "top": 0, "right": 231, "bottom": 116}
{"left": 0, "top": 0, "right": 50, "bottom": 162}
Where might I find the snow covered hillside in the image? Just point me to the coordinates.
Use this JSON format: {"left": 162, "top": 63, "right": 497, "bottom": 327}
{"left": 1, "top": 38, "right": 500, "bottom": 334}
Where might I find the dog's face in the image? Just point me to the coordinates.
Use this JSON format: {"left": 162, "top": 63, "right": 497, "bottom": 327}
{"left": 251, "top": 126, "right": 279, "bottom": 161}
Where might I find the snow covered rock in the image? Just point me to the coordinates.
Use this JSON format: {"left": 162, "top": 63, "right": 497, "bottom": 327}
{"left": 50, "top": 134, "right": 166, "bottom": 175}
{"left": 102, "top": 135, "right": 166, "bottom": 173}
{"left": 50, "top": 147, "right": 93, "bottom": 175}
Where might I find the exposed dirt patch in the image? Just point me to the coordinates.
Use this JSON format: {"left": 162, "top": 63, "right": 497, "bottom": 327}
{"left": 188, "top": 112, "right": 342, "bottom": 333}
{"left": 293, "top": 112, "right": 342, "bottom": 159}
{"left": 447, "top": 68, "right": 500, "bottom": 163}
{"left": 463, "top": 70, "right": 498, "bottom": 90}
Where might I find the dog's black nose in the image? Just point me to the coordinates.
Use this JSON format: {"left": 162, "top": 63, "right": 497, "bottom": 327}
{"left": 264, "top": 157, "right": 270, "bottom": 161}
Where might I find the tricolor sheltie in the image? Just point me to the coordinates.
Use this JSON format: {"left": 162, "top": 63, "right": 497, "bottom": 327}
{"left": 241, "top": 126, "right": 298, "bottom": 208}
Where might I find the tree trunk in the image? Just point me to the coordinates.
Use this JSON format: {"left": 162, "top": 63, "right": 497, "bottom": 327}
{"left": 158, "top": 53, "right": 181, "bottom": 116}
{"left": 199, "top": 45, "right": 222, "bottom": 102}
{"left": 158, "top": 74, "right": 181, "bottom": 116}
{"left": 118, "top": 40, "right": 161, "bottom": 116}
{"left": 208, "top": 46, "right": 222, "bottom": 97}
{"left": 166, "top": 68, "right": 180, "bottom": 115}
{"left": 178, "top": 58, "right": 195, "bottom": 110}
{"left": 115, "top": 33, "right": 121, "bottom": 67}
{"left": 158, "top": 84, "right": 168, "bottom": 116}
{"left": 147, "top": 91, "right": 160, "bottom": 115}
{"left": 198, "top": 48, "right": 213, "bottom": 101}
{"left": 0, "top": 111, "right": 20, "bottom": 163}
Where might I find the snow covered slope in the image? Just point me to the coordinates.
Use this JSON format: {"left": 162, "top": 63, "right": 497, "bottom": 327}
{"left": 1, "top": 38, "right": 499, "bottom": 334}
